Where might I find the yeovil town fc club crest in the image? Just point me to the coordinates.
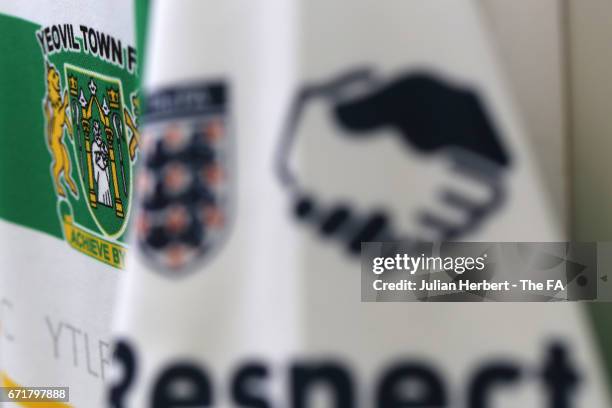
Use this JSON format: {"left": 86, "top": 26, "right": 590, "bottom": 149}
{"left": 39, "top": 25, "right": 140, "bottom": 268}
{"left": 65, "top": 65, "right": 134, "bottom": 233}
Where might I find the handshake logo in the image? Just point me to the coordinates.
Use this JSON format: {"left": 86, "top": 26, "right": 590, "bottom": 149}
{"left": 277, "top": 68, "right": 512, "bottom": 253}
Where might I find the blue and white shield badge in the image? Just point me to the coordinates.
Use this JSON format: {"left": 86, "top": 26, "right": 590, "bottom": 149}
{"left": 135, "top": 82, "right": 233, "bottom": 275}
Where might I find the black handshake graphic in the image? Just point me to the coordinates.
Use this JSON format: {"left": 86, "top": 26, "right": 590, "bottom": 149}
{"left": 277, "top": 68, "right": 512, "bottom": 251}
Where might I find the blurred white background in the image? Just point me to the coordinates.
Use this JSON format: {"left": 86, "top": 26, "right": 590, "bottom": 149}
{"left": 481, "top": 0, "right": 612, "bottom": 241}
{"left": 481, "top": 0, "right": 568, "bottom": 234}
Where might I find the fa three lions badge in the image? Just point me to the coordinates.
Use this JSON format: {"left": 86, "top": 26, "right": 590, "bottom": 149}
{"left": 134, "top": 82, "right": 233, "bottom": 276}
